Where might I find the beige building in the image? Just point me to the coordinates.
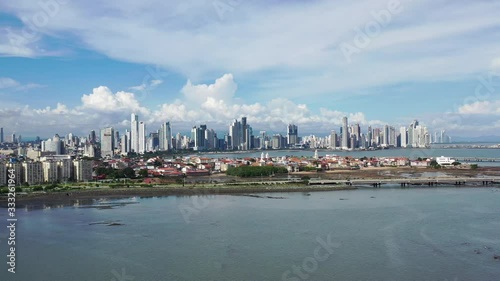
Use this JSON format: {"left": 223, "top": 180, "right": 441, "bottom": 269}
{"left": 58, "top": 159, "right": 73, "bottom": 182}
{"left": 0, "top": 163, "right": 6, "bottom": 187}
{"left": 7, "top": 163, "right": 23, "bottom": 186}
{"left": 74, "top": 160, "right": 93, "bottom": 182}
{"left": 43, "top": 161, "right": 59, "bottom": 183}
{"left": 23, "top": 162, "right": 44, "bottom": 185}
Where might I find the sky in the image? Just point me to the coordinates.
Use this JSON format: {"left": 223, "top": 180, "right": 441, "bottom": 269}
{"left": 0, "top": 0, "right": 499, "bottom": 139}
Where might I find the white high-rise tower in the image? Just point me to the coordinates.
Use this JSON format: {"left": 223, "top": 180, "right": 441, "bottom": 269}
{"left": 342, "top": 116, "right": 349, "bottom": 150}
{"left": 138, "top": 121, "right": 146, "bottom": 154}
{"left": 131, "top": 113, "right": 139, "bottom": 153}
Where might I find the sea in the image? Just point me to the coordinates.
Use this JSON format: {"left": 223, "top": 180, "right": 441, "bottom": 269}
{"left": 1, "top": 186, "right": 499, "bottom": 281}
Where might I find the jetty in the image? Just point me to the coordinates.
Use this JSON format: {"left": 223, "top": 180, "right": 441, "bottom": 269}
{"left": 309, "top": 177, "right": 500, "bottom": 187}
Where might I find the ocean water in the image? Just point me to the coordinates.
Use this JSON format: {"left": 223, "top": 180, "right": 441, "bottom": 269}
{"left": 1, "top": 187, "right": 499, "bottom": 281}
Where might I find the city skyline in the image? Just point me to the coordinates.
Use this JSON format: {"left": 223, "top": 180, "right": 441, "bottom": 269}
{"left": 0, "top": 1, "right": 499, "bottom": 137}
{"left": 2, "top": 114, "right": 448, "bottom": 159}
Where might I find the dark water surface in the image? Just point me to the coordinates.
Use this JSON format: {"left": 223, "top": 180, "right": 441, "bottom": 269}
{"left": 1, "top": 187, "right": 499, "bottom": 281}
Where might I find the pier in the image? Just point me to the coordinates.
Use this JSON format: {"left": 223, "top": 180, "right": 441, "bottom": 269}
{"left": 308, "top": 177, "right": 500, "bottom": 187}
{"left": 454, "top": 157, "right": 500, "bottom": 163}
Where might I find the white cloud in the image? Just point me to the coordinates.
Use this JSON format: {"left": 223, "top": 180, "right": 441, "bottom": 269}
{"left": 81, "top": 86, "right": 149, "bottom": 115}
{"left": 2, "top": 74, "right": 500, "bottom": 137}
{"left": 458, "top": 100, "right": 500, "bottom": 115}
{"left": 129, "top": 79, "right": 164, "bottom": 92}
{"left": 0, "top": 77, "right": 45, "bottom": 91}
{"left": 3, "top": 0, "right": 499, "bottom": 98}
{"left": 0, "top": 77, "right": 18, "bottom": 89}
{"left": 181, "top": 73, "right": 237, "bottom": 105}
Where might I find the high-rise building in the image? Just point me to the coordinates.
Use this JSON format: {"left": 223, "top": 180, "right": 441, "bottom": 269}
{"left": 0, "top": 127, "right": 3, "bottom": 143}
{"left": 121, "top": 134, "right": 129, "bottom": 155}
{"left": 23, "top": 162, "right": 44, "bottom": 185}
{"left": 191, "top": 125, "right": 207, "bottom": 151}
{"left": 131, "top": 113, "right": 139, "bottom": 153}
{"left": 382, "top": 125, "right": 389, "bottom": 147}
{"left": 89, "top": 130, "right": 96, "bottom": 144}
{"left": 114, "top": 131, "right": 120, "bottom": 149}
{"left": 100, "top": 127, "right": 114, "bottom": 157}
{"left": 42, "top": 134, "right": 64, "bottom": 155}
{"left": 229, "top": 119, "right": 241, "bottom": 150}
{"left": 58, "top": 159, "right": 73, "bottom": 182}
{"left": 400, "top": 127, "right": 407, "bottom": 148}
{"left": 7, "top": 163, "right": 23, "bottom": 186}
{"left": 330, "top": 130, "right": 337, "bottom": 149}
{"left": 73, "top": 159, "right": 93, "bottom": 182}
{"left": 287, "top": 124, "right": 298, "bottom": 147}
{"left": 205, "top": 129, "right": 217, "bottom": 150}
{"left": 0, "top": 163, "right": 6, "bottom": 186}
{"left": 342, "top": 116, "right": 349, "bottom": 149}
{"left": 159, "top": 122, "right": 172, "bottom": 151}
{"left": 138, "top": 121, "right": 146, "bottom": 154}
{"left": 241, "top": 117, "right": 247, "bottom": 149}
{"left": 43, "top": 161, "right": 59, "bottom": 183}
{"left": 408, "top": 120, "right": 419, "bottom": 148}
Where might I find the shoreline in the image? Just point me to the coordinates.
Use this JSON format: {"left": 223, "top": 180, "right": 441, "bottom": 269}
{"left": 0, "top": 185, "right": 357, "bottom": 208}
{"left": 2, "top": 182, "right": 498, "bottom": 208}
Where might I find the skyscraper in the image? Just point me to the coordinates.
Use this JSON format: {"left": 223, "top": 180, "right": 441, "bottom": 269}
{"left": 330, "top": 130, "right": 337, "bottom": 149}
{"left": 0, "top": 127, "right": 3, "bottom": 143}
{"left": 138, "top": 121, "right": 146, "bottom": 154}
{"left": 408, "top": 120, "right": 419, "bottom": 148}
{"left": 342, "top": 116, "right": 349, "bottom": 149}
{"left": 241, "top": 117, "right": 247, "bottom": 149}
{"left": 400, "top": 126, "right": 407, "bottom": 148}
{"left": 121, "top": 133, "right": 129, "bottom": 155}
{"left": 159, "top": 122, "right": 172, "bottom": 151}
{"left": 89, "top": 130, "right": 96, "bottom": 144}
{"left": 131, "top": 113, "right": 139, "bottom": 153}
{"left": 287, "top": 124, "right": 298, "bottom": 147}
{"left": 229, "top": 119, "right": 241, "bottom": 150}
{"left": 383, "top": 125, "right": 389, "bottom": 147}
{"left": 100, "top": 127, "right": 114, "bottom": 157}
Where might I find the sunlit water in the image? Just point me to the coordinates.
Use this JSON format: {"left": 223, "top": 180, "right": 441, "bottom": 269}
{"left": 1, "top": 187, "right": 499, "bottom": 281}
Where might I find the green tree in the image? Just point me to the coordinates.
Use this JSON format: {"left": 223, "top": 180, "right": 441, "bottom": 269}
{"left": 123, "top": 167, "right": 136, "bottom": 178}
{"left": 139, "top": 169, "right": 149, "bottom": 178}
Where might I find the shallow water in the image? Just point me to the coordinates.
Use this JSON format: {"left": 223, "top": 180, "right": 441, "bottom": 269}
{"left": 1, "top": 187, "right": 499, "bottom": 281}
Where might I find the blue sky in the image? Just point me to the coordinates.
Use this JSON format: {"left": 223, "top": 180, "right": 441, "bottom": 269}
{"left": 0, "top": 0, "right": 499, "bottom": 138}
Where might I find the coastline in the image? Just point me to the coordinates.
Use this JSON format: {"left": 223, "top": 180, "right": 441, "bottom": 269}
{"left": 3, "top": 166, "right": 499, "bottom": 208}
{"left": 0, "top": 185, "right": 357, "bottom": 208}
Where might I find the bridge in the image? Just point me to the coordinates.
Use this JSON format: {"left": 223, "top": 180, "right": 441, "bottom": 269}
{"left": 309, "top": 177, "right": 500, "bottom": 187}
{"left": 454, "top": 157, "right": 500, "bottom": 163}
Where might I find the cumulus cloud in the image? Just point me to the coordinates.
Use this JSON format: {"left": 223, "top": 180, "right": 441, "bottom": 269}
{"left": 181, "top": 74, "right": 237, "bottom": 105}
{"left": 458, "top": 100, "right": 500, "bottom": 115}
{"left": 81, "top": 86, "right": 149, "bottom": 115}
{"left": 2, "top": 73, "right": 500, "bottom": 137}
